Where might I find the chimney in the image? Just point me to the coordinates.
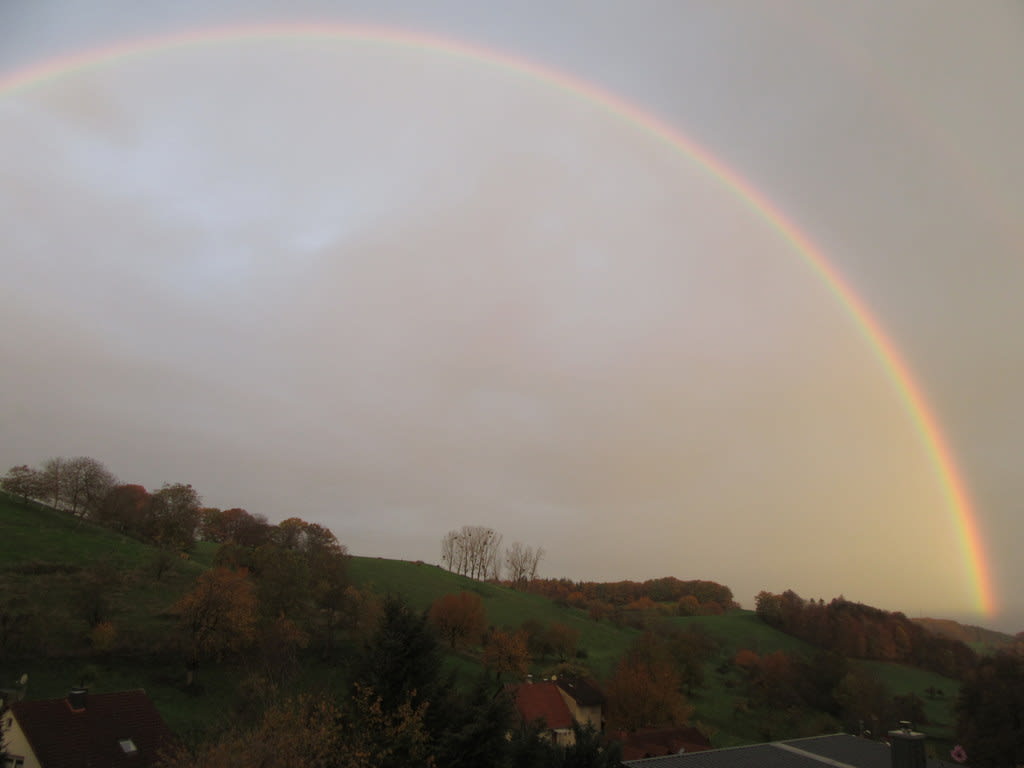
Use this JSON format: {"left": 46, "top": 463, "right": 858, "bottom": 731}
{"left": 889, "top": 722, "right": 926, "bottom": 768}
{"left": 68, "top": 687, "right": 88, "bottom": 712}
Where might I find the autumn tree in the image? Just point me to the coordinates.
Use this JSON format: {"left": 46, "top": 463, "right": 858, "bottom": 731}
{"left": 94, "top": 484, "right": 151, "bottom": 537}
{"left": 308, "top": 540, "right": 352, "bottom": 657}
{"left": 483, "top": 629, "right": 530, "bottom": 681}
{"left": 257, "top": 615, "right": 309, "bottom": 687}
{"left": 147, "top": 482, "right": 201, "bottom": 550}
{"left": 605, "top": 632, "right": 693, "bottom": 731}
{"left": 428, "top": 592, "right": 486, "bottom": 649}
{"left": 173, "top": 567, "right": 257, "bottom": 686}
{"left": 160, "top": 690, "right": 435, "bottom": 768}
{"left": 251, "top": 543, "right": 311, "bottom": 622}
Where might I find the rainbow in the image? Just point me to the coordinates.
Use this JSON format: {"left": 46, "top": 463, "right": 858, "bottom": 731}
{"left": 0, "top": 22, "right": 996, "bottom": 615}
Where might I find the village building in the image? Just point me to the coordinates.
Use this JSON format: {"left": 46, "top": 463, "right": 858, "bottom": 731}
{"left": 2, "top": 688, "right": 174, "bottom": 768}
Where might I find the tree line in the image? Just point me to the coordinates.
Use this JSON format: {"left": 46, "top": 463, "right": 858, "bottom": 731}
{"left": 754, "top": 589, "right": 977, "bottom": 678}
{"left": 4, "top": 457, "right": 292, "bottom": 554}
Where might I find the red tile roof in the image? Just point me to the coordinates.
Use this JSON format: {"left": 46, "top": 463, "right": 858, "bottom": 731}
{"left": 11, "top": 689, "right": 176, "bottom": 768}
{"left": 509, "top": 681, "right": 574, "bottom": 730}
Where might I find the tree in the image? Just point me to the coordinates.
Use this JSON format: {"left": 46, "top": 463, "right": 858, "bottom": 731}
{"left": 94, "top": 484, "right": 151, "bottom": 537}
{"left": 956, "top": 651, "right": 1024, "bottom": 768}
{"left": 251, "top": 544, "right": 310, "bottom": 622}
{"left": 351, "top": 595, "right": 449, "bottom": 719}
{"left": 39, "top": 456, "right": 67, "bottom": 508}
{"left": 147, "top": 482, "right": 201, "bottom": 550}
{"left": 63, "top": 456, "right": 117, "bottom": 518}
{"left": 173, "top": 567, "right": 257, "bottom": 686}
{"left": 483, "top": 629, "right": 530, "bottom": 681}
{"left": 159, "top": 694, "right": 342, "bottom": 768}
{"left": 308, "top": 541, "right": 352, "bottom": 657}
{"left": 605, "top": 633, "right": 693, "bottom": 731}
{"left": 440, "top": 526, "right": 503, "bottom": 580}
{"left": 1, "top": 465, "right": 44, "bottom": 502}
{"left": 546, "top": 622, "right": 580, "bottom": 662}
{"left": 428, "top": 592, "right": 486, "bottom": 649}
{"left": 504, "top": 541, "right": 544, "bottom": 588}
{"left": 36, "top": 456, "right": 116, "bottom": 516}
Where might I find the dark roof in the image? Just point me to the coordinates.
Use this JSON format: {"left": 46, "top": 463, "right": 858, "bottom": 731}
{"left": 623, "top": 734, "right": 960, "bottom": 768}
{"left": 509, "top": 682, "right": 574, "bottom": 730}
{"left": 623, "top": 742, "right": 832, "bottom": 768}
{"left": 616, "top": 727, "right": 713, "bottom": 761}
{"left": 11, "top": 689, "right": 176, "bottom": 768}
{"left": 556, "top": 676, "right": 605, "bottom": 707}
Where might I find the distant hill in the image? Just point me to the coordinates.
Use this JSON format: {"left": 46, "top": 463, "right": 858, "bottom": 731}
{"left": 912, "top": 617, "right": 1018, "bottom": 652}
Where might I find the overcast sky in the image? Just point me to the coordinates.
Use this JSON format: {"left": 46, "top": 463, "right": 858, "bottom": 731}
{"left": 1, "top": 1, "right": 1021, "bottom": 630}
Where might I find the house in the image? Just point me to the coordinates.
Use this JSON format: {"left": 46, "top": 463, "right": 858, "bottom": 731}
{"left": 508, "top": 676, "right": 608, "bottom": 747}
{"left": 554, "top": 676, "right": 605, "bottom": 732}
{"left": 508, "top": 681, "right": 577, "bottom": 746}
{"left": 621, "top": 728, "right": 957, "bottom": 768}
{"left": 2, "top": 688, "right": 175, "bottom": 768}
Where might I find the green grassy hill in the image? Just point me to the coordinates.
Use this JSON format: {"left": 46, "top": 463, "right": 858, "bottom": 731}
{"left": 0, "top": 492, "right": 218, "bottom": 650}
{"left": 351, "top": 556, "right": 637, "bottom": 678}
{"left": 1, "top": 494, "right": 963, "bottom": 749}
{"left": 349, "top": 557, "right": 963, "bottom": 746}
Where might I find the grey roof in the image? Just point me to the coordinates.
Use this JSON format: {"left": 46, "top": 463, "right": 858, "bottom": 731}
{"left": 623, "top": 734, "right": 959, "bottom": 768}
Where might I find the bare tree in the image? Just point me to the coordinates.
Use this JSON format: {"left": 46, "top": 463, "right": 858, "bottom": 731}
{"left": 1, "top": 465, "right": 44, "bottom": 503}
{"left": 440, "top": 530, "right": 458, "bottom": 572}
{"left": 40, "top": 457, "right": 67, "bottom": 509}
{"left": 440, "top": 526, "right": 504, "bottom": 581}
{"left": 36, "top": 456, "right": 116, "bottom": 516}
{"left": 65, "top": 457, "right": 117, "bottom": 517}
{"left": 504, "top": 542, "right": 544, "bottom": 588}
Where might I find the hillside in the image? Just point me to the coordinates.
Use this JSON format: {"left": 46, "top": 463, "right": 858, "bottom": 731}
{"left": 349, "top": 557, "right": 964, "bottom": 746}
{"left": 1, "top": 495, "right": 965, "bottom": 749}
{"left": 912, "top": 617, "right": 1018, "bottom": 653}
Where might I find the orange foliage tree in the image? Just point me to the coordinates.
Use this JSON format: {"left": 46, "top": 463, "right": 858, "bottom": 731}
{"left": 428, "top": 592, "right": 486, "bottom": 649}
{"left": 483, "top": 629, "right": 530, "bottom": 680}
{"left": 173, "top": 567, "right": 257, "bottom": 685}
{"left": 605, "top": 633, "right": 693, "bottom": 731}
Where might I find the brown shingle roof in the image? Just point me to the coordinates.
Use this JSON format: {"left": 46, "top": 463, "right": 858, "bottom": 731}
{"left": 509, "top": 681, "right": 574, "bottom": 730}
{"left": 11, "top": 689, "right": 175, "bottom": 768}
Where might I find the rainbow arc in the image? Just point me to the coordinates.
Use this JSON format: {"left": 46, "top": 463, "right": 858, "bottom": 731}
{"left": 0, "top": 22, "right": 995, "bottom": 615}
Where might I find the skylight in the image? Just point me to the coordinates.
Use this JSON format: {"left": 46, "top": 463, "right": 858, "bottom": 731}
{"left": 118, "top": 739, "right": 138, "bottom": 755}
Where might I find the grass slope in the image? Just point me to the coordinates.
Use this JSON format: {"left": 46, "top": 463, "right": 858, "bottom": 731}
{"left": 350, "top": 556, "right": 638, "bottom": 679}
{"left": 1, "top": 501, "right": 962, "bottom": 748}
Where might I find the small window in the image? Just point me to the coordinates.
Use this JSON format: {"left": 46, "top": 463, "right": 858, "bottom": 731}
{"left": 119, "top": 739, "right": 138, "bottom": 754}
